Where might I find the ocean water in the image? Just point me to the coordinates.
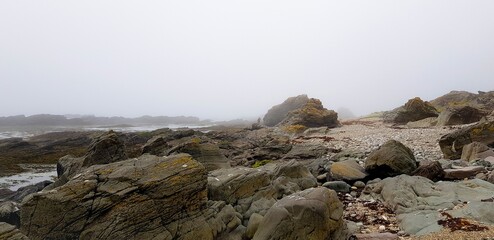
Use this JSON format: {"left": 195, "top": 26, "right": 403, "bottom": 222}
{"left": 0, "top": 165, "right": 57, "bottom": 191}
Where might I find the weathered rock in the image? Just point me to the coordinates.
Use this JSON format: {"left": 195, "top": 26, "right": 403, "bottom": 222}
{"left": 283, "top": 143, "right": 328, "bottom": 159}
{"left": 412, "top": 161, "right": 445, "bottom": 181}
{"left": 330, "top": 159, "right": 368, "bottom": 181}
{"left": 362, "top": 175, "right": 494, "bottom": 235}
{"left": 167, "top": 140, "right": 231, "bottom": 171}
{"left": 141, "top": 135, "right": 170, "bottom": 155}
{"left": 430, "top": 90, "right": 494, "bottom": 113}
{"left": 383, "top": 97, "right": 439, "bottom": 124}
{"left": 444, "top": 166, "right": 487, "bottom": 180}
{"left": 208, "top": 160, "right": 317, "bottom": 221}
{"left": 0, "top": 222, "right": 28, "bottom": 240}
{"left": 406, "top": 117, "right": 438, "bottom": 128}
{"left": 21, "top": 154, "right": 240, "bottom": 240}
{"left": 322, "top": 181, "right": 351, "bottom": 193}
{"left": 365, "top": 140, "right": 418, "bottom": 178}
{"left": 245, "top": 213, "right": 263, "bottom": 239}
{"left": 439, "top": 120, "right": 494, "bottom": 160}
{"left": 278, "top": 98, "right": 339, "bottom": 128}
{"left": 437, "top": 106, "right": 489, "bottom": 126}
{"left": 461, "top": 142, "right": 494, "bottom": 162}
{"left": 82, "top": 130, "right": 127, "bottom": 167}
{"left": 253, "top": 187, "right": 346, "bottom": 240}
{"left": 263, "top": 95, "right": 310, "bottom": 127}
{"left": 0, "top": 201, "right": 20, "bottom": 227}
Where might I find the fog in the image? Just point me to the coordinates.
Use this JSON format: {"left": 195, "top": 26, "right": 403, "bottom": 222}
{"left": 1, "top": 1, "right": 493, "bottom": 120}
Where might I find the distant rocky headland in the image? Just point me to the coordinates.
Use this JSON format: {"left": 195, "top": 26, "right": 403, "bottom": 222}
{"left": 1, "top": 90, "right": 494, "bottom": 240}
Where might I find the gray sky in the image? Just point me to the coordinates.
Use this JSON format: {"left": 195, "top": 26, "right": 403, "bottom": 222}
{"left": 1, "top": 1, "right": 493, "bottom": 120}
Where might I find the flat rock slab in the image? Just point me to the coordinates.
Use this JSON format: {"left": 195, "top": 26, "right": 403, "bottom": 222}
{"left": 444, "top": 166, "right": 486, "bottom": 180}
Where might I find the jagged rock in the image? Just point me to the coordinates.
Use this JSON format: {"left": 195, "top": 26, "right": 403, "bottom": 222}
{"left": 167, "top": 140, "right": 231, "bottom": 171}
{"left": 141, "top": 135, "right": 170, "bottom": 155}
{"left": 21, "top": 154, "right": 241, "bottom": 240}
{"left": 362, "top": 175, "right": 494, "bottom": 235}
{"left": 444, "top": 166, "right": 487, "bottom": 180}
{"left": 0, "top": 201, "right": 20, "bottom": 227}
{"left": 430, "top": 90, "right": 494, "bottom": 113}
{"left": 252, "top": 187, "right": 346, "bottom": 240}
{"left": 208, "top": 160, "right": 317, "bottom": 222}
{"left": 461, "top": 142, "right": 494, "bottom": 162}
{"left": 364, "top": 140, "right": 418, "bottom": 178}
{"left": 263, "top": 95, "right": 310, "bottom": 127}
{"left": 82, "top": 130, "right": 127, "bottom": 167}
{"left": 437, "top": 106, "right": 489, "bottom": 126}
{"left": 0, "top": 222, "right": 28, "bottom": 240}
{"left": 383, "top": 97, "right": 439, "bottom": 124}
{"left": 412, "top": 161, "right": 445, "bottom": 181}
{"left": 439, "top": 120, "right": 494, "bottom": 160}
{"left": 330, "top": 159, "right": 368, "bottom": 181}
{"left": 278, "top": 98, "right": 339, "bottom": 128}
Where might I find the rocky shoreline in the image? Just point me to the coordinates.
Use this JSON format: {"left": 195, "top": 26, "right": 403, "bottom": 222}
{"left": 1, "top": 92, "right": 494, "bottom": 240}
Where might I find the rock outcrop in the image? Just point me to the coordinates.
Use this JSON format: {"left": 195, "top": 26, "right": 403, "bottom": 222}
{"left": 436, "top": 106, "right": 489, "bottom": 126}
{"left": 365, "top": 140, "right": 418, "bottom": 178}
{"left": 439, "top": 120, "right": 494, "bottom": 159}
{"left": 208, "top": 160, "right": 317, "bottom": 222}
{"left": 263, "top": 95, "right": 309, "bottom": 127}
{"left": 383, "top": 97, "right": 438, "bottom": 124}
{"left": 252, "top": 187, "right": 346, "bottom": 240}
{"left": 167, "top": 140, "right": 231, "bottom": 171}
{"left": 430, "top": 90, "right": 494, "bottom": 113}
{"left": 278, "top": 98, "right": 339, "bottom": 128}
{"left": 21, "top": 154, "right": 241, "bottom": 240}
{"left": 362, "top": 175, "right": 494, "bottom": 235}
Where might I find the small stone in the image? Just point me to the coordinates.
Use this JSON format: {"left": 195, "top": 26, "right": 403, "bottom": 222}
{"left": 379, "top": 225, "right": 386, "bottom": 231}
{"left": 354, "top": 181, "right": 366, "bottom": 188}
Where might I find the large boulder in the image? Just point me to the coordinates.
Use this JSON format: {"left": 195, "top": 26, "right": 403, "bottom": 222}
{"left": 208, "top": 160, "right": 317, "bottom": 222}
{"left": 364, "top": 140, "right": 418, "bottom": 178}
{"left": 82, "top": 130, "right": 127, "bottom": 167}
{"left": 362, "top": 175, "right": 494, "bottom": 235}
{"left": 383, "top": 97, "right": 438, "bottom": 124}
{"left": 436, "top": 106, "right": 489, "bottom": 126}
{"left": 277, "top": 98, "right": 339, "bottom": 128}
{"left": 430, "top": 90, "right": 494, "bottom": 113}
{"left": 438, "top": 120, "right": 494, "bottom": 159}
{"left": 252, "top": 187, "right": 346, "bottom": 240}
{"left": 263, "top": 95, "right": 309, "bottom": 127}
{"left": 21, "top": 154, "right": 241, "bottom": 240}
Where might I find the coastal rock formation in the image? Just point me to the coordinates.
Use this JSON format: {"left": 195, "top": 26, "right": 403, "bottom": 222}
{"left": 439, "top": 120, "right": 494, "bottom": 159}
{"left": 263, "top": 95, "right": 309, "bottom": 127}
{"left": 362, "top": 175, "right": 494, "bottom": 235}
{"left": 436, "top": 106, "right": 489, "bottom": 126}
{"left": 252, "top": 187, "right": 346, "bottom": 240}
{"left": 383, "top": 97, "right": 438, "bottom": 124}
{"left": 21, "top": 154, "right": 241, "bottom": 240}
{"left": 430, "top": 90, "right": 494, "bottom": 112}
{"left": 208, "top": 160, "right": 317, "bottom": 222}
{"left": 365, "top": 140, "right": 418, "bottom": 178}
{"left": 167, "top": 140, "right": 231, "bottom": 171}
{"left": 278, "top": 98, "right": 339, "bottom": 128}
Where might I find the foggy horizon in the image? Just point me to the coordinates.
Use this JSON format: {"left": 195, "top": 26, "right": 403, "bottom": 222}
{"left": 1, "top": 1, "right": 493, "bottom": 121}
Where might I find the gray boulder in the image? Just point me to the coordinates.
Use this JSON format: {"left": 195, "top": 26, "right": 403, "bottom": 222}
{"left": 21, "top": 154, "right": 241, "bottom": 240}
{"left": 330, "top": 159, "right": 368, "bottom": 181}
{"left": 365, "top": 140, "right": 418, "bottom": 178}
{"left": 263, "top": 95, "right": 309, "bottom": 127}
{"left": 439, "top": 120, "right": 494, "bottom": 160}
{"left": 208, "top": 160, "right": 317, "bottom": 222}
{"left": 436, "top": 106, "right": 489, "bottom": 126}
{"left": 322, "top": 181, "right": 351, "bottom": 193}
{"left": 253, "top": 187, "right": 346, "bottom": 240}
{"left": 362, "top": 175, "right": 494, "bottom": 235}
